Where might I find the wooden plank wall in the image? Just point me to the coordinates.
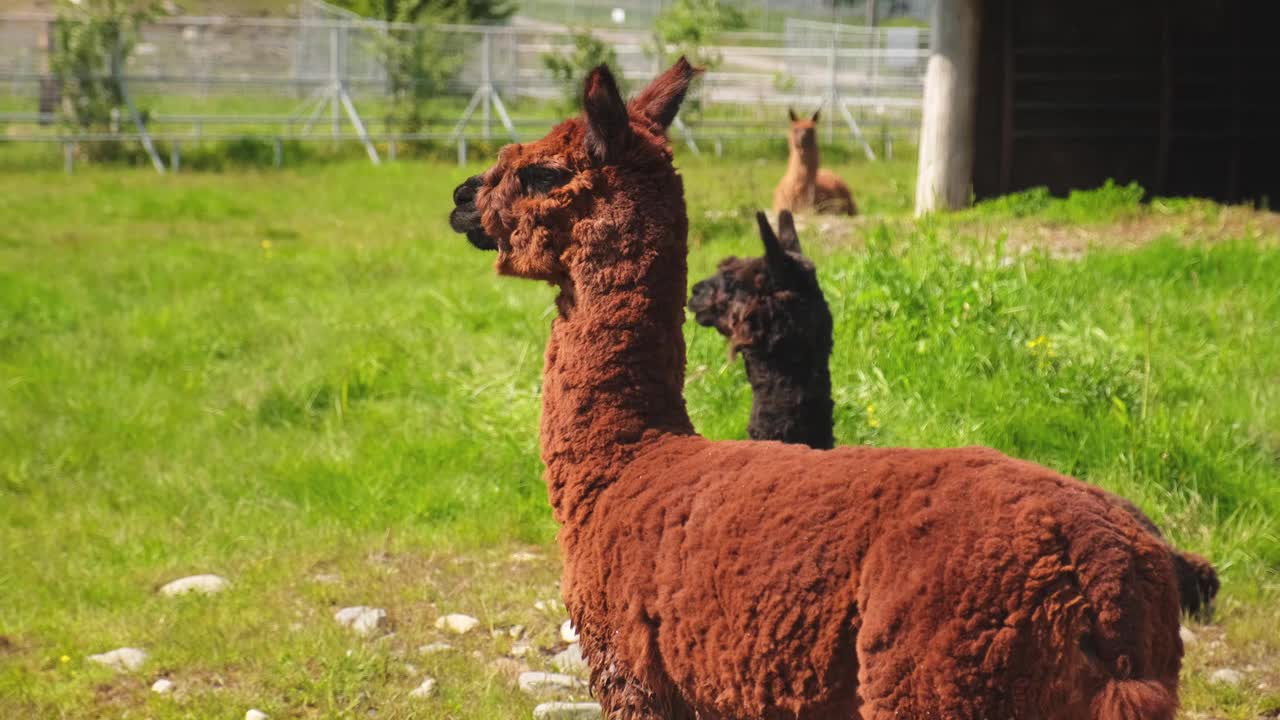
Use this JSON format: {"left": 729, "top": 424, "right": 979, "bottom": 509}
{"left": 973, "top": 0, "right": 1280, "bottom": 206}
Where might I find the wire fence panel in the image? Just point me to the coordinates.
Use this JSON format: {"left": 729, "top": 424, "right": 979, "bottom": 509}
{"left": 0, "top": 9, "right": 929, "bottom": 169}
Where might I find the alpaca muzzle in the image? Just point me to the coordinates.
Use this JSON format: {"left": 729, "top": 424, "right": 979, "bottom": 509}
{"left": 450, "top": 175, "right": 498, "bottom": 251}
{"left": 687, "top": 279, "right": 721, "bottom": 327}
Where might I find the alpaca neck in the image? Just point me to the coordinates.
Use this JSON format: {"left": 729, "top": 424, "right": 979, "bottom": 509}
{"left": 540, "top": 178, "right": 695, "bottom": 526}
{"left": 742, "top": 348, "right": 834, "bottom": 450}
{"left": 786, "top": 145, "right": 821, "bottom": 182}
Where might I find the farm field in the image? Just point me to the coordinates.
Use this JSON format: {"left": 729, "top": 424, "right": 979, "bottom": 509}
{"left": 1, "top": 157, "right": 1278, "bottom": 718}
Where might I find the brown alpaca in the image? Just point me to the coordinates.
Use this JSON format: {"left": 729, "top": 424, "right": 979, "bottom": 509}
{"left": 450, "top": 59, "right": 1181, "bottom": 719}
{"left": 689, "top": 213, "right": 1219, "bottom": 618}
{"left": 773, "top": 109, "right": 857, "bottom": 216}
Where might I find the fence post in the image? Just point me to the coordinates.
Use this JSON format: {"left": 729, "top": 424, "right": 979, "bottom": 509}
{"left": 274, "top": 137, "right": 283, "bottom": 167}
{"left": 458, "top": 136, "right": 467, "bottom": 166}
{"left": 64, "top": 142, "right": 74, "bottom": 174}
{"left": 330, "top": 25, "right": 341, "bottom": 139}
{"left": 389, "top": 138, "right": 397, "bottom": 162}
{"left": 171, "top": 140, "right": 181, "bottom": 172}
{"left": 481, "top": 31, "right": 492, "bottom": 140}
{"left": 827, "top": 28, "right": 838, "bottom": 144}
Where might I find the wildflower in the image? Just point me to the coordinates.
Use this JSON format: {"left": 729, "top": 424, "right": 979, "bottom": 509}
{"left": 865, "top": 404, "right": 881, "bottom": 429}
{"left": 60, "top": 655, "right": 70, "bottom": 664}
{"left": 1026, "top": 335, "right": 1047, "bottom": 349}
{"left": 260, "top": 239, "right": 272, "bottom": 250}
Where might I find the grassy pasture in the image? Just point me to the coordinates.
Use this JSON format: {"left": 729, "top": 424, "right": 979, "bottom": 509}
{"left": 0, "top": 157, "right": 1278, "bottom": 718}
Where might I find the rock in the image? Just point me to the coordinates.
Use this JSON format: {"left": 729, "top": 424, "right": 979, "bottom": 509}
{"left": 312, "top": 573, "right": 341, "bottom": 584}
{"left": 510, "top": 639, "right": 533, "bottom": 658}
{"left": 509, "top": 624, "right": 526, "bottom": 639}
{"left": 419, "top": 642, "right": 453, "bottom": 655}
{"left": 510, "top": 551, "right": 540, "bottom": 563}
{"left": 334, "top": 606, "right": 389, "bottom": 637}
{"left": 532, "top": 701, "right": 603, "bottom": 719}
{"left": 1179, "top": 625, "right": 1197, "bottom": 646}
{"left": 87, "top": 647, "right": 148, "bottom": 672}
{"left": 408, "top": 676, "right": 436, "bottom": 699}
{"left": 159, "top": 574, "right": 229, "bottom": 597}
{"left": 1210, "top": 668, "right": 1242, "bottom": 686}
{"left": 245, "top": 710, "right": 269, "bottom": 720}
{"left": 552, "top": 643, "right": 586, "bottom": 675}
{"left": 435, "top": 613, "right": 481, "bottom": 635}
{"left": 518, "top": 671, "right": 586, "bottom": 696}
{"left": 150, "top": 678, "right": 174, "bottom": 694}
{"left": 559, "top": 620, "right": 579, "bottom": 644}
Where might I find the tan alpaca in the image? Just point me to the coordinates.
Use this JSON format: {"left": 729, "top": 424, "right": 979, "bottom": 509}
{"left": 773, "top": 109, "right": 857, "bottom": 215}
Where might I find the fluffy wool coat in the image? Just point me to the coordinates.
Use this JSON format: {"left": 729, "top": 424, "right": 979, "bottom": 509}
{"left": 450, "top": 59, "right": 1182, "bottom": 719}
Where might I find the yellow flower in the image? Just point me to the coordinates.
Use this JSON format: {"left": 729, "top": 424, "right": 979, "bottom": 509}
{"left": 260, "top": 239, "right": 273, "bottom": 250}
{"left": 59, "top": 655, "right": 70, "bottom": 664}
{"left": 865, "top": 404, "right": 881, "bottom": 429}
{"left": 1026, "top": 335, "right": 1047, "bottom": 349}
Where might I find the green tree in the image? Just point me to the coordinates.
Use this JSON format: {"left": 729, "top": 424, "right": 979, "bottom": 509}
{"left": 50, "top": 0, "right": 161, "bottom": 160}
{"left": 331, "top": 0, "right": 514, "bottom": 23}
{"left": 542, "top": 30, "right": 622, "bottom": 113}
{"left": 649, "top": 0, "right": 745, "bottom": 119}
{"left": 651, "top": 0, "right": 746, "bottom": 69}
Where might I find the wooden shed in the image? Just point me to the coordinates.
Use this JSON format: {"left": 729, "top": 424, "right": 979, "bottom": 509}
{"left": 916, "top": 0, "right": 1280, "bottom": 214}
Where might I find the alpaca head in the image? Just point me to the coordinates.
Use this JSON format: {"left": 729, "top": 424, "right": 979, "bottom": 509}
{"left": 787, "top": 108, "right": 821, "bottom": 154}
{"left": 688, "top": 210, "right": 832, "bottom": 359}
{"left": 450, "top": 59, "right": 698, "bottom": 284}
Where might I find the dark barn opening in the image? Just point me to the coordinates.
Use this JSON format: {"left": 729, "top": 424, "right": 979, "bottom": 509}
{"left": 972, "top": 0, "right": 1280, "bottom": 206}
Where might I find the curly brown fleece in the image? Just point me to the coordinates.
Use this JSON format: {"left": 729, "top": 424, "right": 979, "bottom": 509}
{"left": 689, "top": 213, "right": 1219, "bottom": 619}
{"left": 449, "top": 59, "right": 1182, "bottom": 719}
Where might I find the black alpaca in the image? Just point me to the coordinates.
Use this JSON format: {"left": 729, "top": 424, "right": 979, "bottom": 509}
{"left": 688, "top": 210, "right": 1220, "bottom": 619}
{"left": 689, "top": 211, "right": 835, "bottom": 450}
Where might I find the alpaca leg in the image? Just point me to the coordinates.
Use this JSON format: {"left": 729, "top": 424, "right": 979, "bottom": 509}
{"left": 592, "top": 671, "right": 695, "bottom": 720}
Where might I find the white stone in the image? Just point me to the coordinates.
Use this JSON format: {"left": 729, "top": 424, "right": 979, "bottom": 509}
{"left": 87, "top": 647, "right": 148, "bottom": 672}
{"left": 312, "top": 573, "right": 341, "bottom": 584}
{"left": 160, "top": 574, "right": 229, "bottom": 597}
{"left": 150, "top": 678, "right": 175, "bottom": 694}
{"left": 510, "top": 639, "right": 534, "bottom": 658}
{"left": 533, "top": 701, "right": 603, "bottom": 719}
{"left": 510, "top": 551, "right": 540, "bottom": 563}
{"left": 1179, "top": 625, "right": 1197, "bottom": 646}
{"left": 334, "top": 606, "right": 389, "bottom": 637}
{"left": 559, "top": 620, "right": 579, "bottom": 644}
{"left": 518, "top": 671, "right": 586, "bottom": 695}
{"left": 509, "top": 624, "right": 526, "bottom": 638}
{"left": 408, "top": 676, "right": 436, "bottom": 699}
{"left": 419, "top": 642, "right": 454, "bottom": 655}
{"left": 435, "top": 613, "right": 481, "bottom": 635}
{"left": 552, "top": 643, "right": 587, "bottom": 675}
{"left": 1210, "top": 668, "right": 1242, "bottom": 686}
{"left": 245, "top": 710, "right": 269, "bottom": 720}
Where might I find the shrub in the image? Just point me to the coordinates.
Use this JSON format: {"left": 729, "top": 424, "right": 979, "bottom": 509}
{"left": 542, "top": 30, "right": 623, "bottom": 113}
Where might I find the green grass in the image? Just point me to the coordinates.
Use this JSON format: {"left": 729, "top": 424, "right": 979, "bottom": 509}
{"left": 1, "top": 158, "right": 1278, "bottom": 718}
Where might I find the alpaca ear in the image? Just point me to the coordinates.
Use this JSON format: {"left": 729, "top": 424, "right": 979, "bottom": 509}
{"left": 776, "top": 210, "right": 802, "bottom": 254}
{"left": 628, "top": 56, "right": 699, "bottom": 132}
{"left": 757, "top": 211, "right": 793, "bottom": 274}
{"left": 583, "top": 64, "right": 631, "bottom": 162}
{"left": 788, "top": 108, "right": 798, "bottom": 122}
{"left": 811, "top": 109, "right": 821, "bottom": 123}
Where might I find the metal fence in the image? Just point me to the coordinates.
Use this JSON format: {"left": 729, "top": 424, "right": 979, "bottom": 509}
{"left": 0, "top": 8, "right": 929, "bottom": 171}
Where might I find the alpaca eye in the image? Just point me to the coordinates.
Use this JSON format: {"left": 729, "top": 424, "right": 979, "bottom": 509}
{"left": 517, "top": 165, "right": 572, "bottom": 195}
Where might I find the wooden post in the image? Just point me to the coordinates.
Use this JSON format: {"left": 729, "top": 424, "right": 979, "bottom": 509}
{"left": 915, "top": 0, "right": 982, "bottom": 215}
